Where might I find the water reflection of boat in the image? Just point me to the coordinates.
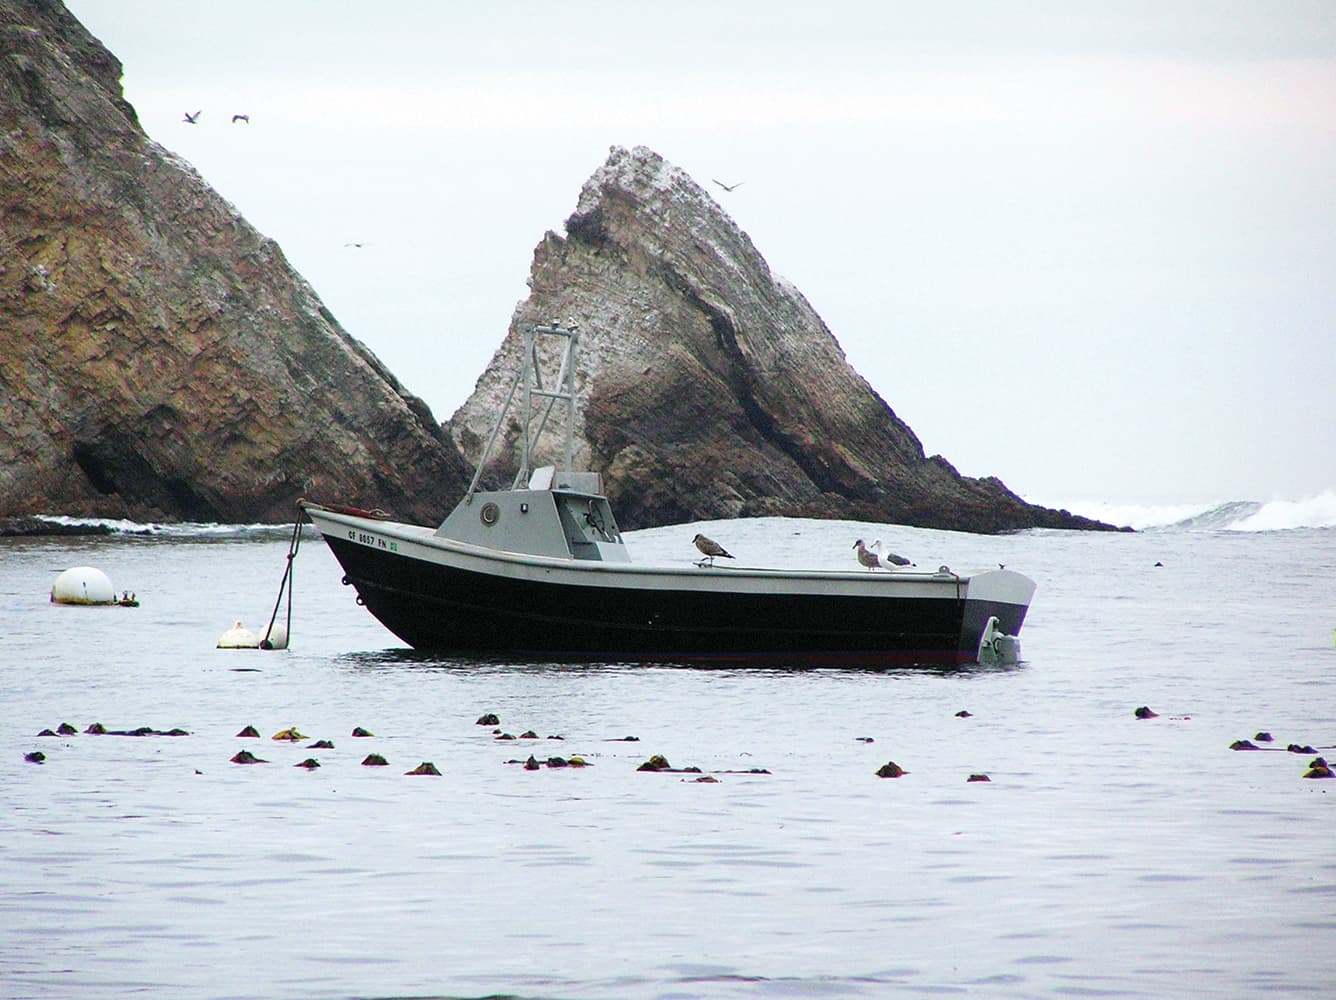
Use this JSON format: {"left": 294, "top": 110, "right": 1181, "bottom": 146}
{"left": 301, "top": 325, "right": 1034, "bottom": 667}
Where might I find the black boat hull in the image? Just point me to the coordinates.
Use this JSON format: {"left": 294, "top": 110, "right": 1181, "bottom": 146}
{"left": 317, "top": 526, "right": 1030, "bottom": 668}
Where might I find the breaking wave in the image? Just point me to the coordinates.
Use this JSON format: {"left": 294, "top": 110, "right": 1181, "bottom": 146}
{"left": 1036, "top": 492, "right": 1336, "bottom": 532}
{"left": 27, "top": 515, "right": 295, "bottom": 539}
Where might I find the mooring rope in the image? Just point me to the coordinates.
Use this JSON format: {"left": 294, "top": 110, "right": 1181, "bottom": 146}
{"left": 261, "top": 515, "right": 303, "bottom": 649}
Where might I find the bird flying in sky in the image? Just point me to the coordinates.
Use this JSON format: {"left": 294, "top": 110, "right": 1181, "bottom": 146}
{"left": 182, "top": 110, "right": 201, "bottom": 124}
{"left": 712, "top": 179, "right": 744, "bottom": 192}
{"left": 231, "top": 114, "right": 250, "bottom": 124}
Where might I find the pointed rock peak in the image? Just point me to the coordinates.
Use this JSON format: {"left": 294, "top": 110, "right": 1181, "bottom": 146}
{"left": 449, "top": 145, "right": 1115, "bottom": 534}
{"left": 579, "top": 145, "right": 690, "bottom": 207}
{"left": 565, "top": 145, "right": 765, "bottom": 283}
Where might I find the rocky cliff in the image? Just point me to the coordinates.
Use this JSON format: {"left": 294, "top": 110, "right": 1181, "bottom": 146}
{"left": 0, "top": 0, "right": 469, "bottom": 523}
{"left": 449, "top": 146, "right": 1113, "bottom": 533}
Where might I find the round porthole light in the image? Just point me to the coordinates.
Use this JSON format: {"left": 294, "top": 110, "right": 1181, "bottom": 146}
{"left": 480, "top": 502, "right": 499, "bottom": 525}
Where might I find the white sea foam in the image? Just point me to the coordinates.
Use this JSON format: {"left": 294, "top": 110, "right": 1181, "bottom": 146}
{"left": 33, "top": 515, "right": 294, "bottom": 538}
{"left": 1227, "top": 490, "right": 1336, "bottom": 532}
{"left": 1030, "top": 492, "right": 1336, "bottom": 532}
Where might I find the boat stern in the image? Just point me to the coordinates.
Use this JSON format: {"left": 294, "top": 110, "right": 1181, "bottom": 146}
{"left": 959, "top": 568, "right": 1036, "bottom": 664}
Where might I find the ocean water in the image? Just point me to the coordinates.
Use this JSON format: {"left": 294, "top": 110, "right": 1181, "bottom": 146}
{"left": 3, "top": 504, "right": 1335, "bottom": 999}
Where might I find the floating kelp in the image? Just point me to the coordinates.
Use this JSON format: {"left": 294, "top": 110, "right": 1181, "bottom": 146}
{"left": 80, "top": 724, "right": 188, "bottom": 737}
{"left": 636, "top": 754, "right": 704, "bottom": 774}
{"left": 1303, "top": 757, "right": 1333, "bottom": 779}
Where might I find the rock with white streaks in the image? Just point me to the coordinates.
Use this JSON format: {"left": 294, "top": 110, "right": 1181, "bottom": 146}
{"left": 449, "top": 145, "right": 1115, "bottom": 533}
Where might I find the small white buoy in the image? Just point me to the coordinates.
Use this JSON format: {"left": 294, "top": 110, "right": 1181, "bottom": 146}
{"left": 51, "top": 566, "right": 116, "bottom": 605}
{"left": 217, "top": 621, "right": 259, "bottom": 649}
{"left": 259, "top": 623, "right": 288, "bottom": 650}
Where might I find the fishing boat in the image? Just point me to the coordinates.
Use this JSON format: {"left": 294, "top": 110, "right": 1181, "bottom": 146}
{"left": 300, "top": 325, "right": 1034, "bottom": 667}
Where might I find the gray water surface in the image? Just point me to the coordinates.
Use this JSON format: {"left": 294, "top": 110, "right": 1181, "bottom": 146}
{"left": 4, "top": 519, "right": 1334, "bottom": 998}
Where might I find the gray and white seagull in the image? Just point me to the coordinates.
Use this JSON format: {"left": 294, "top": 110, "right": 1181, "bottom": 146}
{"left": 871, "top": 538, "right": 913, "bottom": 567}
{"left": 854, "top": 538, "right": 913, "bottom": 570}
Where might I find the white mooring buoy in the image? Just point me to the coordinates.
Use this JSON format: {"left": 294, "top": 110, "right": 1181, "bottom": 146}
{"left": 259, "top": 623, "right": 289, "bottom": 650}
{"left": 50, "top": 566, "right": 116, "bottom": 605}
{"left": 217, "top": 621, "right": 259, "bottom": 649}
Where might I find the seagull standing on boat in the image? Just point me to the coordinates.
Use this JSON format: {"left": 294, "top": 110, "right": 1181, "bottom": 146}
{"left": 853, "top": 539, "right": 882, "bottom": 570}
{"left": 693, "top": 533, "right": 733, "bottom": 567}
{"left": 870, "top": 538, "right": 913, "bottom": 567}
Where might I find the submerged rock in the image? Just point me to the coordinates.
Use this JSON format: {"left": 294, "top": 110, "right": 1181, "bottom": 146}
{"left": 230, "top": 750, "right": 265, "bottom": 764}
{"left": 405, "top": 762, "right": 441, "bottom": 775}
{"left": 361, "top": 754, "right": 389, "bottom": 766}
{"left": 875, "top": 761, "right": 908, "bottom": 778}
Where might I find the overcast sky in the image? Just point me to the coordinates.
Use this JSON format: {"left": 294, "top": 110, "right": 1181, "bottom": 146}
{"left": 60, "top": 1, "right": 1336, "bottom": 508}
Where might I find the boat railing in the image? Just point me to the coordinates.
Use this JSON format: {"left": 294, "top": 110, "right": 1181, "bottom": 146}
{"left": 465, "top": 324, "right": 581, "bottom": 504}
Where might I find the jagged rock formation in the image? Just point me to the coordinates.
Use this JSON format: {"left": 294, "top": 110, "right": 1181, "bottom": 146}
{"left": 0, "top": 0, "right": 469, "bottom": 523}
{"left": 449, "top": 146, "right": 1114, "bottom": 533}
